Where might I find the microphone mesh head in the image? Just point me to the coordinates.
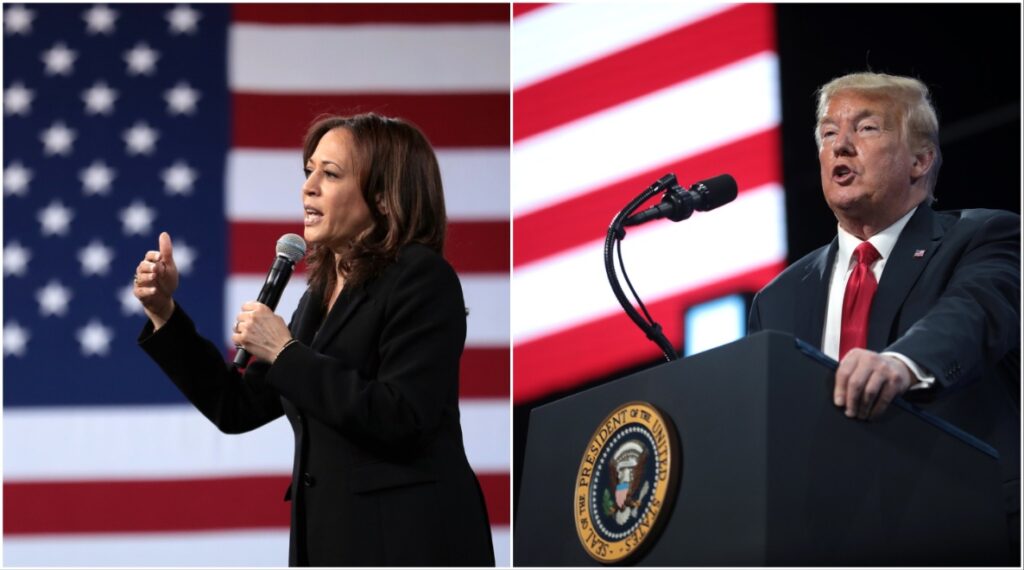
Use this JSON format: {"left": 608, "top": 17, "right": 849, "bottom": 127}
{"left": 276, "top": 233, "right": 307, "bottom": 263}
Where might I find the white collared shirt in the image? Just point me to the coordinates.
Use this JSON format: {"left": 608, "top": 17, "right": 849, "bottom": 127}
{"left": 821, "top": 206, "right": 934, "bottom": 387}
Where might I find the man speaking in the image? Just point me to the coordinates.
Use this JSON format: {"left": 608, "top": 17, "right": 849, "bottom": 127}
{"left": 748, "top": 72, "right": 1019, "bottom": 558}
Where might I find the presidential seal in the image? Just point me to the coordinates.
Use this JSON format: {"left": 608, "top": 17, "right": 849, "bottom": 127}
{"left": 574, "top": 401, "right": 680, "bottom": 564}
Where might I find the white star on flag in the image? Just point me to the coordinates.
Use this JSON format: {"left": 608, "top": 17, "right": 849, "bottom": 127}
{"left": 78, "top": 240, "right": 114, "bottom": 276}
{"left": 4, "top": 161, "right": 33, "bottom": 196}
{"left": 123, "top": 42, "right": 160, "bottom": 76}
{"left": 161, "top": 160, "right": 197, "bottom": 195}
{"left": 81, "top": 81, "right": 118, "bottom": 115}
{"left": 164, "top": 82, "right": 201, "bottom": 115}
{"left": 123, "top": 121, "right": 159, "bottom": 155}
{"left": 38, "top": 200, "right": 74, "bottom": 236}
{"left": 119, "top": 200, "right": 156, "bottom": 235}
{"left": 4, "top": 82, "right": 35, "bottom": 116}
{"left": 4, "top": 321, "right": 30, "bottom": 357}
{"left": 119, "top": 281, "right": 145, "bottom": 316}
{"left": 36, "top": 280, "right": 73, "bottom": 317}
{"left": 4, "top": 5, "right": 35, "bottom": 35}
{"left": 41, "top": 42, "right": 77, "bottom": 76}
{"left": 80, "top": 160, "right": 117, "bottom": 196}
{"left": 171, "top": 239, "right": 197, "bottom": 275}
{"left": 166, "top": 5, "right": 201, "bottom": 34}
{"left": 40, "top": 121, "right": 76, "bottom": 156}
{"left": 4, "top": 241, "right": 32, "bottom": 277}
{"left": 76, "top": 319, "right": 113, "bottom": 357}
{"left": 82, "top": 4, "right": 118, "bottom": 35}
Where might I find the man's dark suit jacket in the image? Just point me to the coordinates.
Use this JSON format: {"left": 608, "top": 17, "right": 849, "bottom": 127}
{"left": 748, "top": 206, "right": 1020, "bottom": 511}
{"left": 140, "top": 244, "right": 495, "bottom": 567}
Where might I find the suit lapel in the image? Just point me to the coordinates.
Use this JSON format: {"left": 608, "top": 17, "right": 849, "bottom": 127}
{"left": 867, "top": 206, "right": 942, "bottom": 350}
{"left": 291, "top": 289, "right": 324, "bottom": 346}
{"left": 795, "top": 239, "right": 838, "bottom": 348}
{"left": 311, "top": 286, "right": 369, "bottom": 351}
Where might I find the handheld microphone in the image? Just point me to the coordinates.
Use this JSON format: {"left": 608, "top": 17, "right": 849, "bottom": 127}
{"left": 233, "top": 233, "right": 306, "bottom": 368}
{"left": 623, "top": 174, "right": 737, "bottom": 226}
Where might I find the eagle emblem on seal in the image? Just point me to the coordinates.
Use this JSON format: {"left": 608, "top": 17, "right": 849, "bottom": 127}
{"left": 602, "top": 439, "right": 651, "bottom": 525}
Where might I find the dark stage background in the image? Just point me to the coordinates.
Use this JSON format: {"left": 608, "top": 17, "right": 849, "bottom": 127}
{"left": 513, "top": 3, "right": 1022, "bottom": 516}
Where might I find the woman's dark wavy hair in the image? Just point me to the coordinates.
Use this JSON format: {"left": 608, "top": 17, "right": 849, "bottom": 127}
{"left": 302, "top": 113, "right": 446, "bottom": 302}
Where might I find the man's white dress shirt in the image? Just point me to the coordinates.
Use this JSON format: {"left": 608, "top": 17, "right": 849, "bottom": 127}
{"left": 821, "top": 206, "right": 935, "bottom": 388}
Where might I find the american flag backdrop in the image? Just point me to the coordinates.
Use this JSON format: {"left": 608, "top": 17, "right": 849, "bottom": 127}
{"left": 3, "top": 4, "right": 510, "bottom": 566}
{"left": 512, "top": 3, "right": 788, "bottom": 403}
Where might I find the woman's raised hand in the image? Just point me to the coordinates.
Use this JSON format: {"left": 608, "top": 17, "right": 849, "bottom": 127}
{"left": 134, "top": 232, "right": 180, "bottom": 330}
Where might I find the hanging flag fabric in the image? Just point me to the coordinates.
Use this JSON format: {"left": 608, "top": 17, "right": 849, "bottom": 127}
{"left": 512, "top": 3, "right": 788, "bottom": 402}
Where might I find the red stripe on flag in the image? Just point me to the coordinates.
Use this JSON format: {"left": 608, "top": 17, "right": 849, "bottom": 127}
{"left": 478, "top": 471, "right": 511, "bottom": 528}
{"left": 4, "top": 473, "right": 510, "bottom": 534}
{"left": 229, "top": 222, "right": 307, "bottom": 274}
{"left": 233, "top": 3, "right": 509, "bottom": 24}
{"left": 229, "top": 221, "right": 508, "bottom": 274}
{"left": 512, "top": 262, "right": 785, "bottom": 403}
{"left": 513, "top": 128, "right": 782, "bottom": 267}
{"left": 513, "top": 4, "right": 549, "bottom": 18}
{"left": 233, "top": 93, "right": 509, "bottom": 149}
{"left": 447, "top": 220, "right": 510, "bottom": 273}
{"left": 514, "top": 4, "right": 775, "bottom": 140}
{"left": 460, "top": 347, "right": 510, "bottom": 398}
{"left": 4, "top": 476, "right": 291, "bottom": 534}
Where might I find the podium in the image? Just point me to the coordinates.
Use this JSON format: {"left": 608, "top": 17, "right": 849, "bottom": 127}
{"left": 515, "top": 331, "right": 1008, "bottom": 566}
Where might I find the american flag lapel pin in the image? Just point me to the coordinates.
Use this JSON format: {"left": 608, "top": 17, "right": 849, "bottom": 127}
{"left": 913, "top": 249, "right": 926, "bottom": 258}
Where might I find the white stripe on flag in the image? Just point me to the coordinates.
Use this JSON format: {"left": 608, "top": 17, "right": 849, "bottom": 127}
{"left": 225, "top": 274, "right": 509, "bottom": 347}
{"left": 229, "top": 24, "right": 510, "bottom": 93}
{"left": 226, "top": 149, "right": 510, "bottom": 221}
{"left": 2, "top": 527, "right": 511, "bottom": 567}
{"left": 3, "top": 529, "right": 291, "bottom": 567}
{"left": 512, "top": 52, "right": 780, "bottom": 216}
{"left": 512, "top": 184, "right": 787, "bottom": 343}
{"left": 494, "top": 526, "right": 511, "bottom": 567}
{"left": 3, "top": 401, "right": 509, "bottom": 481}
{"left": 460, "top": 400, "right": 511, "bottom": 473}
{"left": 513, "top": 2, "right": 728, "bottom": 89}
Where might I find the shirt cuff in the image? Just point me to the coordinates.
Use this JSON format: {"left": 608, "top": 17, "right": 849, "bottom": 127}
{"left": 882, "top": 351, "right": 935, "bottom": 390}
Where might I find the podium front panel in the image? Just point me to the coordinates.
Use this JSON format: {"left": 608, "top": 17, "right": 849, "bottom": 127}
{"left": 514, "top": 332, "right": 1006, "bottom": 565}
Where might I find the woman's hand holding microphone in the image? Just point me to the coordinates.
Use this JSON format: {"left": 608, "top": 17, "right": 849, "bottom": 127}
{"left": 232, "top": 302, "right": 293, "bottom": 364}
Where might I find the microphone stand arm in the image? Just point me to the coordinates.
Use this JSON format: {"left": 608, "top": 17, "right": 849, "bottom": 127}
{"left": 604, "top": 174, "right": 679, "bottom": 362}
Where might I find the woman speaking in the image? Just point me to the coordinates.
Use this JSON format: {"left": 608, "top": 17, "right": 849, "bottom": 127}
{"left": 133, "top": 114, "right": 495, "bottom": 566}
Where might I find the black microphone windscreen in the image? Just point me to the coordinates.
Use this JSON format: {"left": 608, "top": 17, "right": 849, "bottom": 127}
{"left": 692, "top": 174, "right": 738, "bottom": 211}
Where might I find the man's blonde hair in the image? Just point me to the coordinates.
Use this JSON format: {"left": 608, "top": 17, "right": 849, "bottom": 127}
{"left": 815, "top": 72, "right": 942, "bottom": 197}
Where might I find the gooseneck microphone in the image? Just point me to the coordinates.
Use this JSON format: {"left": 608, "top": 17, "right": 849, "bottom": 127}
{"left": 622, "top": 174, "right": 738, "bottom": 227}
{"left": 605, "top": 172, "right": 739, "bottom": 362}
{"left": 233, "top": 233, "right": 307, "bottom": 368}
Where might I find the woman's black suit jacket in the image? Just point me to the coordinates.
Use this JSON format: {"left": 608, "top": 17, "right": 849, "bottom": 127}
{"left": 139, "top": 244, "right": 495, "bottom": 566}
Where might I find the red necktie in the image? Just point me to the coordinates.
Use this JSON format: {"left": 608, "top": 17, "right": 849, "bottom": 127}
{"left": 839, "top": 241, "right": 880, "bottom": 359}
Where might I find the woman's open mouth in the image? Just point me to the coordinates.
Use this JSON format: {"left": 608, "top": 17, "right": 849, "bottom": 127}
{"left": 304, "top": 206, "right": 324, "bottom": 226}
